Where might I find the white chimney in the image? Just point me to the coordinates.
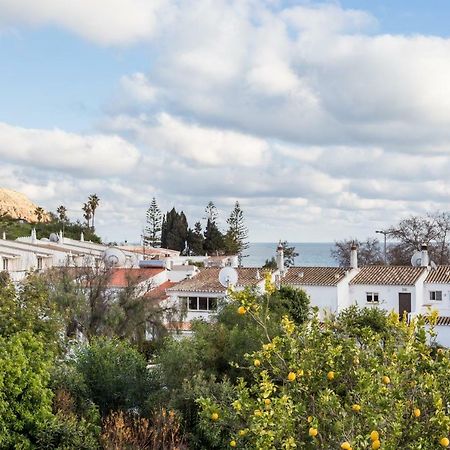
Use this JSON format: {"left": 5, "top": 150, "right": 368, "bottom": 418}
{"left": 421, "top": 244, "right": 429, "bottom": 267}
{"left": 276, "top": 241, "right": 284, "bottom": 274}
{"left": 58, "top": 230, "right": 64, "bottom": 244}
{"left": 31, "top": 228, "right": 37, "bottom": 244}
{"left": 80, "top": 232, "right": 84, "bottom": 242}
{"left": 2, "top": 231, "right": 6, "bottom": 240}
{"left": 350, "top": 245, "right": 358, "bottom": 269}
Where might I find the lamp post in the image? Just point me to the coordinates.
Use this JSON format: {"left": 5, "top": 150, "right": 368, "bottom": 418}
{"left": 376, "top": 230, "right": 389, "bottom": 264}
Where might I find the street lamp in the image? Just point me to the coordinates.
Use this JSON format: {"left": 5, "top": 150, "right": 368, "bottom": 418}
{"left": 375, "top": 230, "right": 389, "bottom": 264}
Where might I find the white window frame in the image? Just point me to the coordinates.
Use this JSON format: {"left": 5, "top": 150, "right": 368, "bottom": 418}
{"left": 184, "top": 296, "right": 219, "bottom": 311}
{"left": 366, "top": 292, "right": 379, "bottom": 304}
{"left": 430, "top": 290, "right": 443, "bottom": 301}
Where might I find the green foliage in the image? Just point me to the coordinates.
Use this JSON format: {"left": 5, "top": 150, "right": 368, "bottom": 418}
{"left": 36, "top": 414, "right": 100, "bottom": 450}
{"left": 198, "top": 297, "right": 450, "bottom": 449}
{"left": 225, "top": 201, "right": 249, "bottom": 265}
{"left": 74, "top": 338, "right": 156, "bottom": 416}
{"left": 144, "top": 197, "right": 162, "bottom": 247}
{"left": 0, "top": 332, "right": 54, "bottom": 449}
{"left": 0, "top": 214, "right": 100, "bottom": 242}
{"left": 187, "top": 221, "right": 205, "bottom": 255}
{"left": 161, "top": 207, "right": 189, "bottom": 252}
{"left": 269, "top": 285, "right": 310, "bottom": 325}
{"left": 0, "top": 275, "right": 64, "bottom": 349}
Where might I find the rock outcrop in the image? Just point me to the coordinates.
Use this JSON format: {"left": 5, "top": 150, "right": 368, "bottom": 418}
{"left": 0, "top": 188, "right": 49, "bottom": 223}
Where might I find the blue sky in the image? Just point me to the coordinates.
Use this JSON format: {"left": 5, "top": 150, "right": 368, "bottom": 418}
{"left": 1, "top": 0, "right": 450, "bottom": 243}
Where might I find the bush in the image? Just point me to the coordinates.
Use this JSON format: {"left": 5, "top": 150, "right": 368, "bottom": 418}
{"left": 198, "top": 298, "right": 450, "bottom": 449}
{"left": 74, "top": 338, "right": 156, "bottom": 417}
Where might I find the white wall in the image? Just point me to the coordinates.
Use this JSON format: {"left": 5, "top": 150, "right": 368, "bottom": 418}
{"left": 291, "top": 285, "right": 338, "bottom": 318}
{"left": 421, "top": 283, "right": 450, "bottom": 316}
{"left": 349, "top": 284, "right": 417, "bottom": 314}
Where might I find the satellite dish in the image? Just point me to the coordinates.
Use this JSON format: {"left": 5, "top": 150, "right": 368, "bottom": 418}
{"left": 103, "top": 247, "right": 126, "bottom": 268}
{"left": 49, "top": 233, "right": 59, "bottom": 243}
{"left": 411, "top": 251, "right": 422, "bottom": 267}
{"left": 219, "top": 266, "right": 238, "bottom": 288}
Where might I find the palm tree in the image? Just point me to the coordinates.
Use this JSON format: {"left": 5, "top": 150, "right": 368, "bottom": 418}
{"left": 88, "top": 194, "right": 100, "bottom": 229}
{"left": 34, "top": 207, "right": 45, "bottom": 223}
{"left": 82, "top": 203, "right": 92, "bottom": 228}
{"left": 56, "top": 205, "right": 68, "bottom": 223}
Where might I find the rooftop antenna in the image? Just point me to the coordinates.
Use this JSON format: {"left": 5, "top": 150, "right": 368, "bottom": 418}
{"left": 219, "top": 266, "right": 239, "bottom": 288}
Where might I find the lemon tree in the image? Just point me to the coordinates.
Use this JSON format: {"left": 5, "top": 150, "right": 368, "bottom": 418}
{"left": 197, "top": 287, "right": 450, "bottom": 450}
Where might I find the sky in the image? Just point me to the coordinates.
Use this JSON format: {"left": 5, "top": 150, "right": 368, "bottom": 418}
{"left": 1, "top": 0, "right": 450, "bottom": 243}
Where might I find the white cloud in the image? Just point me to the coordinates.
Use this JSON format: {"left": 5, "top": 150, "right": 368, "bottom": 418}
{"left": 0, "top": 123, "right": 141, "bottom": 176}
{"left": 108, "top": 113, "right": 269, "bottom": 167}
{"left": 120, "top": 73, "right": 158, "bottom": 103}
{"left": 0, "top": 0, "right": 169, "bottom": 45}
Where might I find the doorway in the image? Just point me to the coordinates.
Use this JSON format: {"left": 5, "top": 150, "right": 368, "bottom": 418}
{"left": 398, "top": 293, "right": 412, "bottom": 319}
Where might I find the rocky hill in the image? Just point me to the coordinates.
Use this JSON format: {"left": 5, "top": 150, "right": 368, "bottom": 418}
{"left": 0, "top": 188, "right": 49, "bottom": 223}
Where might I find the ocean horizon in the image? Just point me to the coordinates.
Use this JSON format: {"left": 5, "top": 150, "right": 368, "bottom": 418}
{"left": 244, "top": 242, "right": 336, "bottom": 268}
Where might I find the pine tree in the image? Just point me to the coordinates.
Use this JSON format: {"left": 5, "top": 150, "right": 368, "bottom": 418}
{"left": 187, "top": 221, "right": 205, "bottom": 255}
{"left": 225, "top": 201, "right": 249, "bottom": 266}
{"left": 203, "top": 201, "right": 224, "bottom": 254}
{"left": 143, "top": 198, "right": 162, "bottom": 248}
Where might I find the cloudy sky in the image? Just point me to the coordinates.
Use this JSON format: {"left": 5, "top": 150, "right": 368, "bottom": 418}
{"left": 1, "top": 0, "right": 450, "bottom": 243}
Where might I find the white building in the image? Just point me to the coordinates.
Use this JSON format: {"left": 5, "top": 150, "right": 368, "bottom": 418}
{"left": 165, "top": 267, "right": 274, "bottom": 335}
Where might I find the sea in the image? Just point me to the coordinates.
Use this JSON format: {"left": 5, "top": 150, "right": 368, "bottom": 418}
{"left": 244, "top": 242, "right": 336, "bottom": 268}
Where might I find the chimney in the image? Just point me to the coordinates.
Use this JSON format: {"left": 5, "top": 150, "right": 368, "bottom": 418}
{"left": 421, "top": 244, "right": 429, "bottom": 267}
{"left": 31, "top": 228, "right": 37, "bottom": 244}
{"left": 2, "top": 231, "right": 5, "bottom": 240}
{"left": 80, "top": 231, "right": 84, "bottom": 242}
{"left": 58, "top": 230, "right": 64, "bottom": 244}
{"left": 350, "top": 245, "right": 358, "bottom": 269}
{"left": 276, "top": 241, "right": 284, "bottom": 274}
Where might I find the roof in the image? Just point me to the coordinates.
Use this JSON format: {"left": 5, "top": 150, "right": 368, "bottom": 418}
{"left": 350, "top": 266, "right": 426, "bottom": 286}
{"left": 119, "top": 245, "right": 180, "bottom": 257}
{"left": 425, "top": 266, "right": 450, "bottom": 284}
{"left": 144, "top": 281, "right": 176, "bottom": 303}
{"left": 282, "top": 267, "right": 349, "bottom": 286}
{"left": 108, "top": 268, "right": 165, "bottom": 288}
{"left": 167, "top": 267, "right": 266, "bottom": 293}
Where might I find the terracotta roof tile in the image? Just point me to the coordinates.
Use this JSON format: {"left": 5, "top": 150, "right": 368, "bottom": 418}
{"left": 167, "top": 267, "right": 267, "bottom": 293}
{"left": 282, "top": 266, "right": 349, "bottom": 286}
{"left": 108, "top": 268, "right": 165, "bottom": 288}
{"left": 350, "top": 266, "right": 426, "bottom": 286}
{"left": 144, "top": 281, "right": 176, "bottom": 303}
{"left": 425, "top": 266, "right": 450, "bottom": 283}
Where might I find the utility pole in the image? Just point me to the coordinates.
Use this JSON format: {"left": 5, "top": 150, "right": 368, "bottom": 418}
{"left": 376, "top": 230, "right": 389, "bottom": 264}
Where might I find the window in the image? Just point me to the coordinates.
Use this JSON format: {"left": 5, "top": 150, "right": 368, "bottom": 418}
{"left": 2, "top": 258, "right": 8, "bottom": 271}
{"left": 430, "top": 291, "right": 443, "bottom": 301}
{"left": 189, "top": 296, "right": 198, "bottom": 310}
{"left": 209, "top": 298, "right": 217, "bottom": 311}
{"left": 186, "top": 296, "right": 219, "bottom": 311}
{"left": 37, "top": 257, "right": 43, "bottom": 270}
{"left": 366, "top": 292, "right": 379, "bottom": 303}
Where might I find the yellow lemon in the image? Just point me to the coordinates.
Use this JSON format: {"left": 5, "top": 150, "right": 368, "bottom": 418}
{"left": 230, "top": 440, "right": 237, "bottom": 447}
{"left": 372, "top": 440, "right": 381, "bottom": 450}
{"left": 309, "top": 427, "right": 318, "bottom": 437}
{"left": 237, "top": 306, "right": 246, "bottom": 315}
{"left": 382, "top": 375, "right": 391, "bottom": 385}
{"left": 211, "top": 412, "right": 219, "bottom": 421}
{"left": 440, "top": 437, "right": 450, "bottom": 447}
{"left": 238, "top": 429, "right": 246, "bottom": 437}
{"left": 307, "top": 416, "right": 313, "bottom": 423}
{"left": 352, "top": 404, "right": 361, "bottom": 412}
{"left": 341, "top": 442, "right": 351, "bottom": 450}
{"left": 264, "top": 398, "right": 271, "bottom": 405}
{"left": 254, "top": 359, "right": 261, "bottom": 367}
{"left": 414, "top": 408, "right": 421, "bottom": 418}
{"left": 370, "top": 431, "right": 379, "bottom": 442}
{"left": 288, "top": 372, "right": 296, "bottom": 382}
{"left": 327, "top": 371, "right": 335, "bottom": 381}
